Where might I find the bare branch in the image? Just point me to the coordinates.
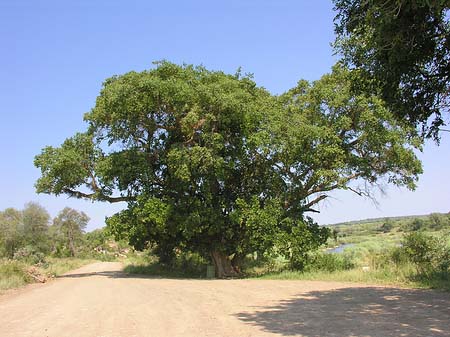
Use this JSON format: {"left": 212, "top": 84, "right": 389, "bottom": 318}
{"left": 347, "top": 186, "right": 371, "bottom": 197}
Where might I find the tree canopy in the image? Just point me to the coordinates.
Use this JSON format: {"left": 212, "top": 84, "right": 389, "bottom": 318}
{"left": 333, "top": 0, "right": 449, "bottom": 139}
{"left": 35, "top": 62, "right": 422, "bottom": 277}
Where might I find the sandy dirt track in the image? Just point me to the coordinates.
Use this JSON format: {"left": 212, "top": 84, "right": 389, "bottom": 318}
{"left": 0, "top": 262, "right": 449, "bottom": 337}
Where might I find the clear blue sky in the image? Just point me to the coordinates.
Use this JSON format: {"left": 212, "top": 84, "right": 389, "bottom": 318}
{"left": 1, "top": 0, "right": 449, "bottom": 231}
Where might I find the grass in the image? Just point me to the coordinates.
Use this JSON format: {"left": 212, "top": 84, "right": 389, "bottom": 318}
{"left": 123, "top": 254, "right": 206, "bottom": 279}
{"left": 257, "top": 264, "right": 450, "bottom": 291}
{"left": 43, "top": 257, "right": 95, "bottom": 277}
{"left": 0, "top": 257, "right": 95, "bottom": 293}
{"left": 0, "top": 260, "right": 31, "bottom": 291}
{"left": 257, "top": 264, "right": 412, "bottom": 285}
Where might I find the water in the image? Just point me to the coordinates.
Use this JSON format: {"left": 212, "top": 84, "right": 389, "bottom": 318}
{"left": 326, "top": 243, "right": 354, "bottom": 254}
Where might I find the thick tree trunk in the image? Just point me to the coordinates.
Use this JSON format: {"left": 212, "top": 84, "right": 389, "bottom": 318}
{"left": 210, "top": 250, "right": 238, "bottom": 278}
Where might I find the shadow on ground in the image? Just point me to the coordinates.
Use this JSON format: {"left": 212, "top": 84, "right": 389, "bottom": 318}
{"left": 56, "top": 268, "right": 203, "bottom": 280}
{"left": 57, "top": 271, "right": 130, "bottom": 279}
{"left": 235, "top": 287, "right": 450, "bottom": 337}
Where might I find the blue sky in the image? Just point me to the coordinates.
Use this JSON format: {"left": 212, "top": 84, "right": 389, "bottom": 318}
{"left": 1, "top": 0, "right": 449, "bottom": 231}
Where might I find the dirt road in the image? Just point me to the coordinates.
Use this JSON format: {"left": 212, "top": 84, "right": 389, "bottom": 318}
{"left": 1, "top": 262, "right": 449, "bottom": 337}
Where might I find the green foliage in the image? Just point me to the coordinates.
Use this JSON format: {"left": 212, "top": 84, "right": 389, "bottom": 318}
{"left": 428, "top": 212, "right": 449, "bottom": 229}
{"left": 380, "top": 218, "right": 394, "bottom": 233}
{"left": 84, "top": 229, "right": 109, "bottom": 248}
{"left": 277, "top": 218, "right": 330, "bottom": 270}
{"left": 333, "top": 0, "right": 450, "bottom": 138}
{"left": 404, "top": 218, "right": 425, "bottom": 231}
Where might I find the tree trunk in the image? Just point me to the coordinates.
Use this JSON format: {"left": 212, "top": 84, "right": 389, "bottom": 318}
{"left": 68, "top": 227, "right": 76, "bottom": 257}
{"left": 210, "top": 250, "right": 238, "bottom": 278}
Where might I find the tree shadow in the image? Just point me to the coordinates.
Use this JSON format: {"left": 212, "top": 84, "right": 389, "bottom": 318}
{"left": 235, "top": 287, "right": 450, "bottom": 337}
{"left": 56, "top": 271, "right": 130, "bottom": 279}
{"left": 56, "top": 268, "right": 207, "bottom": 280}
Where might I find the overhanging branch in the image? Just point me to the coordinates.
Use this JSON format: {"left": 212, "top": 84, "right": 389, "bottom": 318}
{"left": 302, "top": 194, "right": 327, "bottom": 210}
{"left": 63, "top": 188, "right": 135, "bottom": 203}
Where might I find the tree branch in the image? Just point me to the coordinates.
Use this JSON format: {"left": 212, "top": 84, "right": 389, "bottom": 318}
{"left": 302, "top": 194, "right": 328, "bottom": 210}
{"left": 63, "top": 188, "right": 135, "bottom": 203}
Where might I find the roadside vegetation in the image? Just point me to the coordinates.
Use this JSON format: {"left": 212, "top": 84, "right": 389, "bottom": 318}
{"left": 254, "top": 213, "right": 450, "bottom": 290}
{"left": 3, "top": 203, "right": 447, "bottom": 292}
{"left": 124, "top": 212, "right": 450, "bottom": 291}
{"left": 0, "top": 203, "right": 132, "bottom": 292}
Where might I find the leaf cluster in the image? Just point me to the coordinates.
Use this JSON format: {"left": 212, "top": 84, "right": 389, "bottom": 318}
{"left": 334, "top": 0, "right": 450, "bottom": 139}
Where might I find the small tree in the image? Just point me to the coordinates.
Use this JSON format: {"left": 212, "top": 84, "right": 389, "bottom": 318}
{"left": 380, "top": 218, "right": 394, "bottom": 233}
{"left": 429, "top": 213, "right": 446, "bottom": 230}
{"left": 53, "top": 208, "right": 89, "bottom": 257}
{"left": 331, "top": 229, "right": 339, "bottom": 243}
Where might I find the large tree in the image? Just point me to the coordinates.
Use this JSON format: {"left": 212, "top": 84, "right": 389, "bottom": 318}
{"left": 333, "top": 0, "right": 449, "bottom": 139}
{"left": 35, "top": 62, "right": 422, "bottom": 277}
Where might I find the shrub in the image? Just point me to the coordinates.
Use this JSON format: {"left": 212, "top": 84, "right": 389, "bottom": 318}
{"left": 304, "top": 252, "right": 355, "bottom": 272}
{"left": 403, "top": 218, "right": 424, "bottom": 231}
{"left": 13, "top": 246, "right": 45, "bottom": 264}
{"left": 390, "top": 246, "right": 409, "bottom": 266}
{"left": 380, "top": 219, "right": 394, "bottom": 233}
{"left": 402, "top": 232, "right": 450, "bottom": 275}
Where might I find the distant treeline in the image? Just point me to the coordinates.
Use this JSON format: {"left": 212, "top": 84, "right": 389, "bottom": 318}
{"left": 329, "top": 212, "right": 450, "bottom": 231}
{"left": 0, "top": 202, "right": 128, "bottom": 263}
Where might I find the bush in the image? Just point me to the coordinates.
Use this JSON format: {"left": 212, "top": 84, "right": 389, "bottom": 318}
{"left": 401, "top": 232, "right": 450, "bottom": 275}
{"left": 402, "top": 218, "right": 424, "bottom": 232}
{"left": 380, "top": 219, "right": 394, "bottom": 233}
{"left": 13, "top": 246, "right": 46, "bottom": 264}
{"left": 299, "top": 252, "right": 355, "bottom": 273}
{"left": 389, "top": 246, "right": 409, "bottom": 266}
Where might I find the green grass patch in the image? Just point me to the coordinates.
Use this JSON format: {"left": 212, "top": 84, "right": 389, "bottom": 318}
{"left": 0, "top": 257, "right": 95, "bottom": 293}
{"left": 42, "top": 257, "right": 95, "bottom": 277}
{"left": 0, "top": 260, "right": 31, "bottom": 291}
{"left": 259, "top": 267, "right": 450, "bottom": 291}
{"left": 123, "top": 254, "right": 206, "bottom": 279}
{"left": 256, "top": 264, "right": 426, "bottom": 288}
